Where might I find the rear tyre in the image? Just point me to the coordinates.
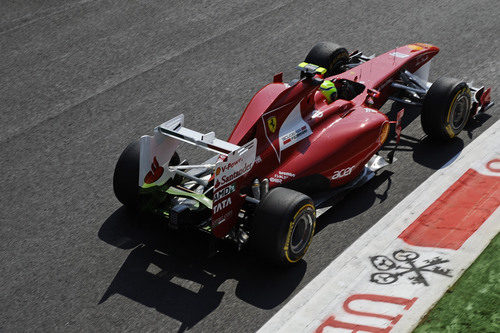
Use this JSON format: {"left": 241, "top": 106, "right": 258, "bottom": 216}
{"left": 113, "top": 141, "right": 180, "bottom": 209}
{"left": 304, "top": 42, "right": 349, "bottom": 77}
{"left": 421, "top": 77, "right": 471, "bottom": 141}
{"left": 113, "top": 141, "right": 141, "bottom": 208}
{"left": 252, "top": 187, "right": 316, "bottom": 266}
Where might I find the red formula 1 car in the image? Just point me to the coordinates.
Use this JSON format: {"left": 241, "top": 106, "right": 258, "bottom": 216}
{"left": 113, "top": 42, "right": 493, "bottom": 265}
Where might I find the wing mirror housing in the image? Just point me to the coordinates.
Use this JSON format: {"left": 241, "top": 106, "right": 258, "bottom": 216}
{"left": 365, "top": 88, "right": 381, "bottom": 105}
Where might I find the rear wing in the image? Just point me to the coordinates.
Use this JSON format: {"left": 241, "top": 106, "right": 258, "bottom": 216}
{"left": 157, "top": 114, "right": 240, "bottom": 155}
{"left": 139, "top": 114, "right": 243, "bottom": 188}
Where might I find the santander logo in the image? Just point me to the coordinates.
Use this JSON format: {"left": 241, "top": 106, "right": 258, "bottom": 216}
{"left": 144, "top": 156, "right": 164, "bottom": 184}
{"left": 214, "top": 139, "right": 257, "bottom": 190}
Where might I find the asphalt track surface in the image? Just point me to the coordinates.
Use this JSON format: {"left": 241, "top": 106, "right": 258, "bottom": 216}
{"left": 0, "top": 0, "right": 498, "bottom": 331}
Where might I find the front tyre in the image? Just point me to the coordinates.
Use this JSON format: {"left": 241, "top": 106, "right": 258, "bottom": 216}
{"left": 421, "top": 77, "right": 471, "bottom": 141}
{"left": 304, "top": 42, "right": 349, "bottom": 77}
{"left": 252, "top": 187, "right": 316, "bottom": 266}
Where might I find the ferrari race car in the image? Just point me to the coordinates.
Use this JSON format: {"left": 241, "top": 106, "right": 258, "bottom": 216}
{"left": 113, "top": 42, "right": 493, "bottom": 266}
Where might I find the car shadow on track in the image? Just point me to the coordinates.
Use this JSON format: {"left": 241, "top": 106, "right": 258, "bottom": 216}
{"left": 383, "top": 102, "right": 491, "bottom": 170}
{"left": 381, "top": 133, "right": 465, "bottom": 170}
{"left": 98, "top": 209, "right": 307, "bottom": 332}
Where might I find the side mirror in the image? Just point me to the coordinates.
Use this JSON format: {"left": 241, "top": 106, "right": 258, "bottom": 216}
{"left": 365, "top": 89, "right": 381, "bottom": 105}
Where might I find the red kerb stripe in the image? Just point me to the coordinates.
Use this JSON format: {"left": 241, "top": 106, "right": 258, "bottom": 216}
{"left": 399, "top": 169, "right": 499, "bottom": 249}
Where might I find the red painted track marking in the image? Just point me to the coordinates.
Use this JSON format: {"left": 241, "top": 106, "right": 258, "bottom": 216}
{"left": 316, "top": 294, "right": 417, "bottom": 333}
{"left": 399, "top": 168, "right": 500, "bottom": 249}
{"left": 486, "top": 159, "right": 500, "bottom": 172}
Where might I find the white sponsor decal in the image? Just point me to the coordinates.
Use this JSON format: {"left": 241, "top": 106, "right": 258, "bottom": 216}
{"left": 213, "top": 197, "right": 232, "bottom": 214}
{"left": 270, "top": 171, "right": 296, "bottom": 183}
{"left": 280, "top": 125, "right": 309, "bottom": 150}
{"left": 212, "top": 210, "right": 233, "bottom": 227}
{"left": 213, "top": 183, "right": 236, "bottom": 202}
{"left": 364, "top": 108, "right": 377, "bottom": 113}
{"left": 214, "top": 139, "right": 256, "bottom": 188}
{"left": 331, "top": 166, "right": 355, "bottom": 180}
{"left": 312, "top": 110, "right": 323, "bottom": 118}
{"left": 389, "top": 51, "right": 409, "bottom": 58}
{"left": 219, "top": 163, "right": 252, "bottom": 185}
{"left": 278, "top": 105, "right": 313, "bottom": 151}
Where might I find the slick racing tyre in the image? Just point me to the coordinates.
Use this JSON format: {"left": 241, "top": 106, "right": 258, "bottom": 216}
{"left": 421, "top": 77, "right": 471, "bottom": 141}
{"left": 113, "top": 141, "right": 180, "bottom": 209}
{"left": 304, "top": 42, "right": 349, "bottom": 77}
{"left": 252, "top": 187, "right": 316, "bottom": 266}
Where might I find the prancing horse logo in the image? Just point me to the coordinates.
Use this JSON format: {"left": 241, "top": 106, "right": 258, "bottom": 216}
{"left": 267, "top": 116, "right": 277, "bottom": 133}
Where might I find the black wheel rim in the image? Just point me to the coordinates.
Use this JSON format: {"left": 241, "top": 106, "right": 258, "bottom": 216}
{"left": 290, "top": 209, "right": 314, "bottom": 255}
{"left": 329, "top": 58, "right": 347, "bottom": 76}
{"left": 450, "top": 94, "right": 469, "bottom": 130}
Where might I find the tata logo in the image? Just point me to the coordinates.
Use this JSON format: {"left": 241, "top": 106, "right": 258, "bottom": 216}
{"left": 331, "top": 166, "right": 355, "bottom": 180}
{"left": 267, "top": 116, "right": 277, "bottom": 133}
{"left": 213, "top": 197, "right": 232, "bottom": 214}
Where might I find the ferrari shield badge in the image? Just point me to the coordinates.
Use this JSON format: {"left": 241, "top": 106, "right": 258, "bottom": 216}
{"left": 267, "top": 116, "right": 277, "bottom": 133}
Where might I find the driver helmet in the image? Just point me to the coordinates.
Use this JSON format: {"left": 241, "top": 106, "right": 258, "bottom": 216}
{"left": 319, "top": 80, "right": 337, "bottom": 104}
